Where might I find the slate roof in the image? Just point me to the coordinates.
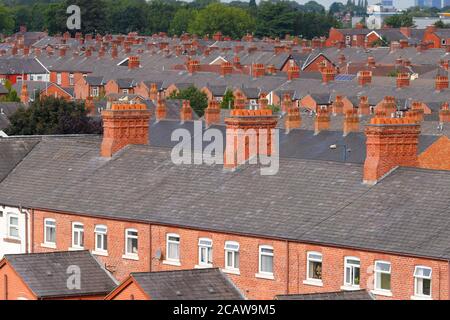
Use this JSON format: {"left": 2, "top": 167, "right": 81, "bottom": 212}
{"left": 3, "top": 250, "right": 117, "bottom": 298}
{"left": 0, "top": 57, "right": 47, "bottom": 74}
{"left": 0, "top": 138, "right": 39, "bottom": 182}
{"left": 0, "top": 137, "right": 449, "bottom": 261}
{"left": 276, "top": 290, "right": 375, "bottom": 300}
{"left": 131, "top": 268, "right": 244, "bottom": 300}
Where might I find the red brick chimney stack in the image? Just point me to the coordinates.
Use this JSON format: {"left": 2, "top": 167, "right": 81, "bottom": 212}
{"left": 343, "top": 109, "right": 359, "bottom": 136}
{"left": 20, "top": 83, "right": 29, "bottom": 105}
{"left": 220, "top": 61, "right": 233, "bottom": 76}
{"left": 187, "top": 59, "right": 200, "bottom": 74}
{"left": 155, "top": 95, "right": 167, "bottom": 121}
{"left": 258, "top": 93, "right": 269, "bottom": 110}
{"left": 439, "top": 102, "right": 450, "bottom": 123}
{"left": 234, "top": 92, "right": 246, "bottom": 109}
{"left": 128, "top": 56, "right": 140, "bottom": 69}
{"left": 224, "top": 109, "right": 278, "bottom": 170}
{"left": 285, "top": 103, "right": 301, "bottom": 132}
{"left": 149, "top": 83, "right": 158, "bottom": 101}
{"left": 252, "top": 64, "right": 265, "bottom": 78}
{"left": 59, "top": 47, "right": 67, "bottom": 57}
{"left": 363, "top": 117, "right": 420, "bottom": 184}
{"left": 281, "top": 93, "right": 292, "bottom": 113}
{"left": 204, "top": 100, "right": 221, "bottom": 126}
{"left": 396, "top": 73, "right": 410, "bottom": 88}
{"left": 314, "top": 108, "right": 330, "bottom": 134}
{"left": 358, "top": 70, "right": 372, "bottom": 86}
{"left": 332, "top": 95, "right": 344, "bottom": 115}
{"left": 287, "top": 65, "right": 300, "bottom": 81}
{"left": 111, "top": 44, "right": 118, "bottom": 59}
{"left": 100, "top": 103, "right": 151, "bottom": 157}
{"left": 321, "top": 67, "right": 335, "bottom": 84}
{"left": 436, "top": 74, "right": 449, "bottom": 91}
{"left": 180, "top": 100, "right": 193, "bottom": 122}
{"left": 358, "top": 96, "right": 370, "bottom": 116}
{"left": 367, "top": 56, "right": 376, "bottom": 68}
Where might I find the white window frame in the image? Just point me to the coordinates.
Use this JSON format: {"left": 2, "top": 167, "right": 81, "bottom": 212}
{"left": 69, "top": 73, "right": 74, "bottom": 86}
{"left": 163, "top": 233, "right": 181, "bottom": 266}
{"left": 305, "top": 251, "right": 323, "bottom": 285}
{"left": 122, "top": 89, "right": 129, "bottom": 94}
{"left": 56, "top": 73, "right": 62, "bottom": 85}
{"left": 124, "top": 228, "right": 138, "bottom": 257}
{"left": 197, "top": 238, "right": 213, "bottom": 268}
{"left": 413, "top": 266, "right": 432, "bottom": 299}
{"left": 44, "top": 218, "right": 56, "bottom": 245}
{"left": 224, "top": 241, "right": 240, "bottom": 272}
{"left": 71, "top": 222, "right": 84, "bottom": 249}
{"left": 342, "top": 257, "right": 360, "bottom": 289}
{"left": 94, "top": 225, "right": 108, "bottom": 253}
{"left": 373, "top": 260, "right": 392, "bottom": 295}
{"left": 7, "top": 213, "right": 19, "bottom": 239}
{"left": 91, "top": 86, "right": 99, "bottom": 97}
{"left": 257, "top": 245, "right": 274, "bottom": 279}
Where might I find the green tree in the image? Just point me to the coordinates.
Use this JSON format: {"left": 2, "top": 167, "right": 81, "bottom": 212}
{"left": 303, "top": 1, "right": 325, "bottom": 14}
{"left": 169, "top": 8, "right": 197, "bottom": 36}
{"left": 255, "top": 1, "right": 296, "bottom": 38}
{"left": 5, "top": 96, "right": 102, "bottom": 135}
{"left": 329, "top": 2, "right": 345, "bottom": 16}
{"left": 188, "top": 3, "right": 256, "bottom": 39}
{"left": 0, "top": 80, "right": 20, "bottom": 102}
{"left": 169, "top": 86, "right": 208, "bottom": 117}
{"left": 64, "top": 0, "right": 108, "bottom": 34}
{"left": 220, "top": 89, "right": 234, "bottom": 109}
{"left": 0, "top": 5, "right": 15, "bottom": 34}
{"left": 384, "top": 13, "right": 414, "bottom": 28}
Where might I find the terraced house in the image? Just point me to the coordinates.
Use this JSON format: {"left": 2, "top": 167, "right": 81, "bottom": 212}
{"left": 0, "top": 98, "right": 448, "bottom": 300}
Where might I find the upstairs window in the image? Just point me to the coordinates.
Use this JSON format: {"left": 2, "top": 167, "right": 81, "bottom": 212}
{"left": 69, "top": 73, "right": 74, "bottom": 86}
{"left": 259, "top": 245, "right": 274, "bottom": 275}
{"left": 414, "top": 266, "right": 432, "bottom": 298}
{"left": 7, "top": 214, "right": 19, "bottom": 239}
{"left": 224, "top": 241, "right": 240, "bottom": 271}
{"left": 198, "top": 238, "right": 213, "bottom": 266}
{"left": 374, "top": 261, "right": 391, "bottom": 292}
{"left": 92, "top": 86, "right": 99, "bottom": 97}
{"left": 166, "top": 234, "right": 180, "bottom": 261}
{"left": 344, "top": 257, "right": 360, "bottom": 287}
{"left": 72, "top": 222, "right": 84, "bottom": 248}
{"left": 95, "top": 225, "right": 108, "bottom": 252}
{"left": 125, "top": 229, "right": 138, "bottom": 255}
{"left": 56, "top": 73, "right": 62, "bottom": 85}
{"left": 44, "top": 218, "right": 56, "bottom": 244}
{"left": 307, "top": 252, "right": 323, "bottom": 281}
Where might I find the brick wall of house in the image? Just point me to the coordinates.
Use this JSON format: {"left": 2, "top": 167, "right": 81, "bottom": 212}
{"left": 105, "top": 80, "right": 120, "bottom": 96}
{"left": 40, "top": 85, "right": 72, "bottom": 100}
{"left": 74, "top": 78, "right": 90, "bottom": 100}
{"left": 106, "top": 279, "right": 150, "bottom": 300}
{"left": 134, "top": 83, "right": 150, "bottom": 99}
{"left": 31, "top": 209, "right": 450, "bottom": 300}
{"left": 0, "top": 262, "right": 36, "bottom": 300}
{"left": 303, "top": 55, "right": 335, "bottom": 73}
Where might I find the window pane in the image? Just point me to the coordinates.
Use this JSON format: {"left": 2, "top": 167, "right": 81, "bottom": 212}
{"left": 168, "top": 236, "right": 179, "bottom": 242}
{"left": 168, "top": 242, "right": 179, "bottom": 260}
{"left": 308, "top": 253, "right": 322, "bottom": 261}
{"left": 376, "top": 262, "right": 390, "bottom": 272}
{"left": 345, "top": 266, "right": 351, "bottom": 285}
{"left": 380, "top": 273, "right": 391, "bottom": 290}
{"left": 10, "top": 217, "right": 18, "bottom": 226}
{"left": 261, "top": 255, "right": 273, "bottom": 273}
{"left": 261, "top": 248, "right": 273, "bottom": 254}
{"left": 226, "top": 251, "right": 233, "bottom": 268}
{"left": 354, "top": 267, "right": 360, "bottom": 285}
{"left": 80, "top": 231, "right": 84, "bottom": 247}
{"left": 235, "top": 252, "right": 239, "bottom": 269}
{"left": 415, "top": 267, "right": 431, "bottom": 278}
{"left": 10, "top": 227, "right": 19, "bottom": 238}
{"left": 127, "top": 237, "right": 138, "bottom": 254}
{"left": 309, "top": 261, "right": 322, "bottom": 279}
{"left": 347, "top": 259, "right": 360, "bottom": 266}
{"left": 422, "top": 278, "right": 431, "bottom": 296}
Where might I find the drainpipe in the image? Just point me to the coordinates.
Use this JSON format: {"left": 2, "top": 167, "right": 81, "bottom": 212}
{"left": 18, "top": 205, "right": 30, "bottom": 254}
{"left": 286, "top": 240, "right": 290, "bottom": 295}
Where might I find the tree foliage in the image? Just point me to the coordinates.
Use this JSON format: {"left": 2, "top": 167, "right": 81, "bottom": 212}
{"left": 384, "top": 13, "right": 414, "bottom": 28}
{"left": 5, "top": 96, "right": 102, "bottom": 135}
{"left": 188, "top": 3, "right": 255, "bottom": 39}
{"left": 0, "top": 0, "right": 341, "bottom": 39}
{"left": 0, "top": 80, "right": 20, "bottom": 102}
{"left": 220, "top": 89, "right": 234, "bottom": 109}
{"left": 169, "top": 86, "right": 208, "bottom": 117}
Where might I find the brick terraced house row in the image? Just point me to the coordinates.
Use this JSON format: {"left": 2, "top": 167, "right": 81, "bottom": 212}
{"left": 0, "top": 101, "right": 449, "bottom": 300}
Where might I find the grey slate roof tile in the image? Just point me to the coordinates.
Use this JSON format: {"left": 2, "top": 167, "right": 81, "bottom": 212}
{"left": 4, "top": 250, "right": 117, "bottom": 298}
{"left": 131, "top": 268, "right": 244, "bottom": 300}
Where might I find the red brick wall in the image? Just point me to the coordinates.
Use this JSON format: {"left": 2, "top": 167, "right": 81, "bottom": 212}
{"left": 303, "top": 55, "right": 335, "bottom": 73}
{"left": 106, "top": 278, "right": 150, "bottom": 300}
{"left": 326, "top": 28, "right": 344, "bottom": 47}
{"left": 105, "top": 80, "right": 119, "bottom": 96}
{"left": 40, "top": 85, "right": 73, "bottom": 100}
{"left": 31, "top": 209, "right": 450, "bottom": 300}
{"left": 0, "top": 262, "right": 36, "bottom": 300}
{"left": 134, "top": 83, "right": 150, "bottom": 99}
{"left": 74, "top": 78, "right": 90, "bottom": 100}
